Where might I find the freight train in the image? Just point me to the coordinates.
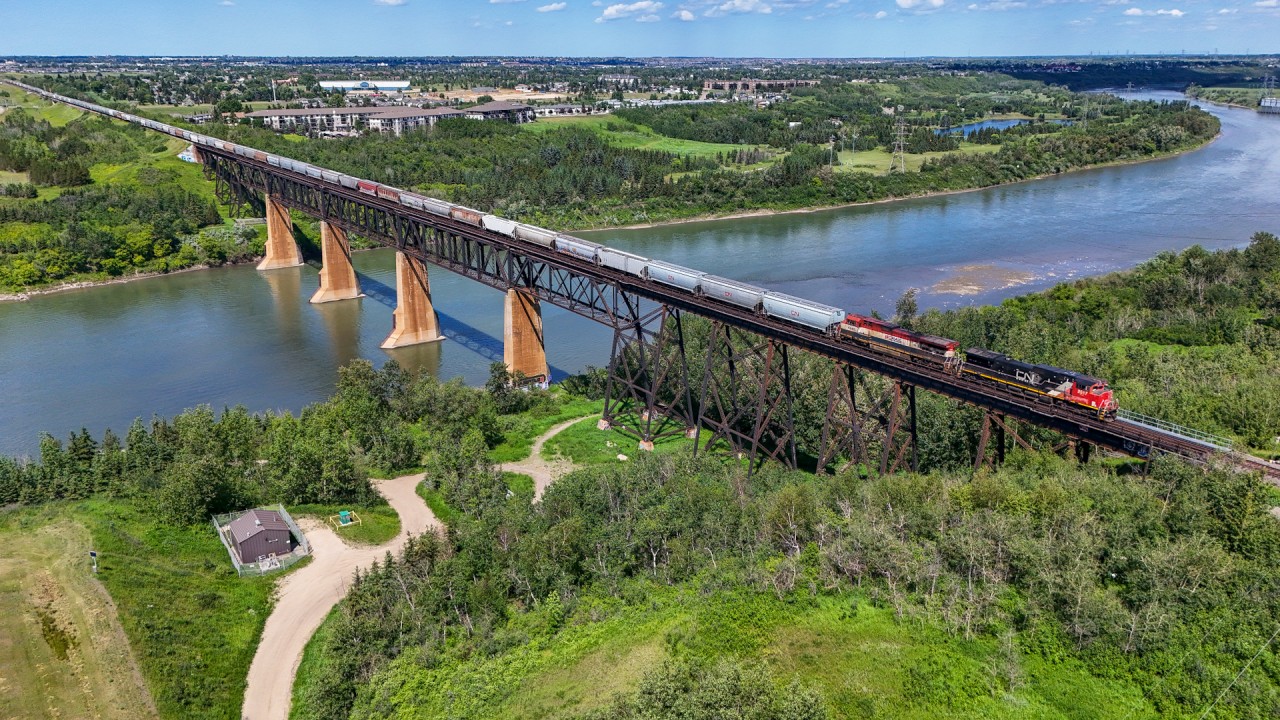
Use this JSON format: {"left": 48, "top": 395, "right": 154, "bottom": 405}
{"left": 8, "top": 81, "right": 1119, "bottom": 421}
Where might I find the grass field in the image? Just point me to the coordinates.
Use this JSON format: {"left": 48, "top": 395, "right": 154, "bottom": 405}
{"left": 75, "top": 499, "right": 289, "bottom": 720}
{"left": 540, "top": 414, "right": 701, "bottom": 466}
{"left": 0, "top": 81, "right": 83, "bottom": 126}
{"left": 0, "top": 504, "right": 158, "bottom": 720}
{"left": 289, "top": 502, "right": 401, "bottom": 545}
{"left": 137, "top": 101, "right": 275, "bottom": 117}
{"left": 489, "top": 395, "right": 603, "bottom": 463}
{"left": 835, "top": 143, "right": 1001, "bottom": 174}
{"left": 524, "top": 114, "right": 766, "bottom": 160}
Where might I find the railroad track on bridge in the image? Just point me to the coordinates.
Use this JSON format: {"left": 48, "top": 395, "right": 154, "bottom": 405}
{"left": 15, "top": 79, "right": 1278, "bottom": 483}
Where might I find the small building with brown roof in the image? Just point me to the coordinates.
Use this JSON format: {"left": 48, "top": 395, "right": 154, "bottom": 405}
{"left": 228, "top": 508, "right": 294, "bottom": 563}
{"left": 464, "top": 100, "right": 535, "bottom": 124}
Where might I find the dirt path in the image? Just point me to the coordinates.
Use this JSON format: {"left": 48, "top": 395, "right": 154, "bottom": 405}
{"left": 241, "top": 474, "right": 438, "bottom": 720}
{"left": 501, "top": 416, "right": 591, "bottom": 500}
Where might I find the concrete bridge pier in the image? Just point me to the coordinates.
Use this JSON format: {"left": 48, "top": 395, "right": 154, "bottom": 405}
{"left": 257, "top": 194, "right": 304, "bottom": 271}
{"left": 504, "top": 288, "right": 549, "bottom": 385}
{"left": 381, "top": 251, "right": 442, "bottom": 348}
{"left": 310, "top": 221, "right": 362, "bottom": 304}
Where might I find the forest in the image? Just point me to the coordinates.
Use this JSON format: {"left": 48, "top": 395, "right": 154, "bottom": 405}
{"left": 3, "top": 236, "right": 1279, "bottom": 718}
{"left": 0, "top": 104, "right": 254, "bottom": 290}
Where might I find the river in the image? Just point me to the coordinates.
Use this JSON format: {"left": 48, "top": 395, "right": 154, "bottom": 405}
{"left": 2, "top": 92, "right": 1277, "bottom": 456}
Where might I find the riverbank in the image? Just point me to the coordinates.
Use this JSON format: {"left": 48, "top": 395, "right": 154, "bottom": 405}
{"left": 599, "top": 132, "right": 1219, "bottom": 232}
{"left": 0, "top": 260, "right": 259, "bottom": 304}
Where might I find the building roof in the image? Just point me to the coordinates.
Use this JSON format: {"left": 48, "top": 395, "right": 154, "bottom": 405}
{"left": 370, "top": 106, "right": 466, "bottom": 119}
{"left": 319, "top": 80, "right": 410, "bottom": 91}
{"left": 246, "top": 107, "right": 383, "bottom": 118}
{"left": 466, "top": 100, "right": 533, "bottom": 113}
{"left": 247, "top": 106, "right": 467, "bottom": 120}
{"left": 228, "top": 509, "right": 290, "bottom": 544}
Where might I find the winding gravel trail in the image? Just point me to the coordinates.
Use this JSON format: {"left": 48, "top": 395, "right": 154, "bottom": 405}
{"left": 240, "top": 474, "right": 438, "bottom": 720}
{"left": 500, "top": 416, "right": 591, "bottom": 500}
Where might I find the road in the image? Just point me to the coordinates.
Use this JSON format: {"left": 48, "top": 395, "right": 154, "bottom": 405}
{"left": 240, "top": 474, "right": 439, "bottom": 720}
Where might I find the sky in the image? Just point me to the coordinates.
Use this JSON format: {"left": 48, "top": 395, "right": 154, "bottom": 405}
{"left": 1, "top": 0, "right": 1276, "bottom": 58}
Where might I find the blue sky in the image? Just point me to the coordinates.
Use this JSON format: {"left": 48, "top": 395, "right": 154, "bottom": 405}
{"left": 2, "top": 0, "right": 1276, "bottom": 57}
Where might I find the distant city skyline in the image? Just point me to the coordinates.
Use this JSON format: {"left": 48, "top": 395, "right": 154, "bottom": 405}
{"left": 2, "top": 0, "right": 1275, "bottom": 58}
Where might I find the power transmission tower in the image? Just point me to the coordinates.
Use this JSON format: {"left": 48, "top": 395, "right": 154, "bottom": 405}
{"left": 1126, "top": 81, "right": 1135, "bottom": 94}
{"left": 892, "top": 117, "right": 907, "bottom": 173}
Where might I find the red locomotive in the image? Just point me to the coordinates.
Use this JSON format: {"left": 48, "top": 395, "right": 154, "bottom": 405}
{"left": 837, "top": 313, "right": 1117, "bottom": 420}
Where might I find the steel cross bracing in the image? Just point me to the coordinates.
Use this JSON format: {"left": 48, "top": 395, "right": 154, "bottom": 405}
{"left": 198, "top": 148, "right": 1280, "bottom": 480}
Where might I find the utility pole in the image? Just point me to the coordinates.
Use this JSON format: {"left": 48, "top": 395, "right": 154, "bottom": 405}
{"left": 892, "top": 117, "right": 907, "bottom": 173}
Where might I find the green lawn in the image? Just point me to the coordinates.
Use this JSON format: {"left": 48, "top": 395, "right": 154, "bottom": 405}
{"left": 489, "top": 395, "right": 603, "bottom": 463}
{"left": 0, "top": 81, "right": 83, "bottom": 126}
{"left": 288, "top": 503, "right": 400, "bottom": 546}
{"left": 540, "top": 415, "right": 701, "bottom": 466}
{"left": 416, "top": 485, "right": 461, "bottom": 527}
{"left": 72, "top": 499, "right": 295, "bottom": 720}
{"left": 524, "top": 114, "right": 767, "bottom": 160}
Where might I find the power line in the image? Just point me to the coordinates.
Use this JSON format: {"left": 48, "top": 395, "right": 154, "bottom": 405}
{"left": 1197, "top": 623, "right": 1280, "bottom": 720}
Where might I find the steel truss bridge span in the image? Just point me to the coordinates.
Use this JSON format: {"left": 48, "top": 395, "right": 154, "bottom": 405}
{"left": 21, "top": 81, "right": 1280, "bottom": 481}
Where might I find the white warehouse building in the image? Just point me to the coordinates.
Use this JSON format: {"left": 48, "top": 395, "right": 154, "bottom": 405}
{"left": 318, "top": 80, "right": 411, "bottom": 93}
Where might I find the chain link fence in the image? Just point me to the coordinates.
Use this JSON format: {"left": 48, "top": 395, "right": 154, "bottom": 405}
{"left": 212, "top": 504, "right": 311, "bottom": 577}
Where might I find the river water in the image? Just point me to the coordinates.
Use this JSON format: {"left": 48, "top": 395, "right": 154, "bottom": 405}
{"left": 2, "top": 92, "right": 1278, "bottom": 456}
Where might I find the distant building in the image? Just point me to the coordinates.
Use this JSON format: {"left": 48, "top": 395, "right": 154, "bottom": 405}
{"left": 465, "top": 100, "right": 535, "bottom": 123}
{"left": 1261, "top": 97, "right": 1280, "bottom": 114}
{"left": 245, "top": 105, "right": 468, "bottom": 135}
{"left": 534, "top": 103, "right": 589, "bottom": 118}
{"left": 702, "top": 78, "right": 820, "bottom": 93}
{"left": 600, "top": 74, "right": 639, "bottom": 86}
{"left": 319, "top": 80, "right": 411, "bottom": 93}
{"left": 228, "top": 509, "right": 294, "bottom": 564}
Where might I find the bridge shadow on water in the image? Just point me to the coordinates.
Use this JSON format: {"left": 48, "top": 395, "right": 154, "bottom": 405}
{"left": 354, "top": 271, "right": 571, "bottom": 381}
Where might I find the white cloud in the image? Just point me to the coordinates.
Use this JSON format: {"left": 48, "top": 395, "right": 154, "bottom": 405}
{"left": 874, "top": 8, "right": 887, "bottom": 16}
{"left": 895, "top": 0, "right": 943, "bottom": 9}
{"left": 1217, "top": 6, "right": 1237, "bottom": 12}
{"left": 637, "top": 12, "right": 661, "bottom": 18}
{"left": 373, "top": 0, "right": 407, "bottom": 5}
{"left": 217, "top": 0, "right": 234, "bottom": 5}
{"left": 705, "top": 0, "right": 773, "bottom": 16}
{"left": 1255, "top": 0, "right": 1278, "bottom": 7}
{"left": 537, "top": 1, "right": 567, "bottom": 9}
{"left": 673, "top": 8, "right": 696, "bottom": 18}
{"left": 596, "top": 0, "right": 664, "bottom": 21}
{"left": 966, "top": 0, "right": 1025, "bottom": 10}
{"left": 1123, "top": 6, "right": 1184, "bottom": 15}
{"left": 825, "top": 0, "right": 849, "bottom": 6}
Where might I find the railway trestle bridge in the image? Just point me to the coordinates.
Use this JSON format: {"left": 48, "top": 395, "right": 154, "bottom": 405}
{"left": 22, "top": 81, "right": 1280, "bottom": 482}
